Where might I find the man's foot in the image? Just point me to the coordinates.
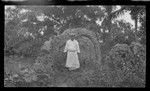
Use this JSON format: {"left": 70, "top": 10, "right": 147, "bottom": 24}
{"left": 68, "top": 67, "right": 79, "bottom": 70}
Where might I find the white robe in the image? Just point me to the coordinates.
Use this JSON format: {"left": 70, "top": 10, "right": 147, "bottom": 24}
{"left": 64, "top": 39, "right": 80, "bottom": 69}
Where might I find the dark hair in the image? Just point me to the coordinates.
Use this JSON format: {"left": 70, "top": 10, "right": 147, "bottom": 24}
{"left": 69, "top": 34, "right": 74, "bottom": 37}
{"left": 70, "top": 35, "right": 76, "bottom": 40}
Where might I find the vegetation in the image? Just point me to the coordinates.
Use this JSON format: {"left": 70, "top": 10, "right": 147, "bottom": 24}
{"left": 4, "top": 5, "right": 146, "bottom": 87}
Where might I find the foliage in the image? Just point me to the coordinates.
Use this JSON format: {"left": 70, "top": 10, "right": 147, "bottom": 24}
{"left": 4, "top": 6, "right": 146, "bottom": 87}
{"left": 4, "top": 57, "right": 37, "bottom": 86}
{"left": 4, "top": 53, "right": 55, "bottom": 87}
{"left": 102, "top": 44, "right": 133, "bottom": 86}
{"left": 129, "top": 42, "right": 146, "bottom": 81}
{"left": 33, "top": 54, "right": 54, "bottom": 75}
{"left": 102, "top": 43, "right": 145, "bottom": 87}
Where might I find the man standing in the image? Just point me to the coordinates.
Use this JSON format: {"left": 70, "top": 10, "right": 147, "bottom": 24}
{"left": 64, "top": 35, "right": 80, "bottom": 70}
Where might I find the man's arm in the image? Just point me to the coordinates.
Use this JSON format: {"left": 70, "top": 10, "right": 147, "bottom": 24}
{"left": 76, "top": 41, "right": 80, "bottom": 53}
{"left": 64, "top": 41, "right": 68, "bottom": 53}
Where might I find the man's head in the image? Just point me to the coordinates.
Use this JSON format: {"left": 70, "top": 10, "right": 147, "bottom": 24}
{"left": 70, "top": 35, "right": 75, "bottom": 40}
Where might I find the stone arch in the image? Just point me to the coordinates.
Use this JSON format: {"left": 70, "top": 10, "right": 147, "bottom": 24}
{"left": 50, "top": 28, "right": 102, "bottom": 70}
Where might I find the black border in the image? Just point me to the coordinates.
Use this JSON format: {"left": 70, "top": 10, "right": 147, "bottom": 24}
{"left": 1, "top": 0, "right": 150, "bottom": 5}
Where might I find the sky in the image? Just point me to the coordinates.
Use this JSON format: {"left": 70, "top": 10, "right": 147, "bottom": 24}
{"left": 96, "top": 6, "right": 136, "bottom": 29}
{"left": 113, "top": 10, "right": 135, "bottom": 29}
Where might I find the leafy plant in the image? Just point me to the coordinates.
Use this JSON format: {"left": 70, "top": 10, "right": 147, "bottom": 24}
{"left": 102, "top": 44, "right": 135, "bottom": 86}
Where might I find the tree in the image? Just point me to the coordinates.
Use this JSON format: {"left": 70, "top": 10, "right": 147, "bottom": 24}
{"left": 102, "top": 6, "right": 126, "bottom": 31}
{"left": 121, "top": 6, "right": 145, "bottom": 42}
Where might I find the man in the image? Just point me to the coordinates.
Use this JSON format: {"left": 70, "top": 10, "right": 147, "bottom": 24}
{"left": 64, "top": 35, "right": 80, "bottom": 70}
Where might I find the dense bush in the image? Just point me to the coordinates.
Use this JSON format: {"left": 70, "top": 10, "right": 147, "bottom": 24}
{"left": 129, "top": 42, "right": 146, "bottom": 82}
{"left": 4, "top": 53, "right": 55, "bottom": 87}
{"left": 101, "top": 43, "right": 145, "bottom": 87}
{"left": 4, "top": 57, "right": 37, "bottom": 87}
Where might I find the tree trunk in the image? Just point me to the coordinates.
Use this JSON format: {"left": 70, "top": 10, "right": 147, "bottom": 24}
{"left": 135, "top": 15, "right": 138, "bottom": 33}
{"left": 134, "top": 15, "right": 139, "bottom": 42}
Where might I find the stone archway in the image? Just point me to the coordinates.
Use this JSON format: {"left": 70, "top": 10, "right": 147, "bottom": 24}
{"left": 50, "top": 28, "right": 102, "bottom": 71}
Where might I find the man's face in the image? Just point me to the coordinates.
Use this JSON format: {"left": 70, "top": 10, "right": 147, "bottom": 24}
{"left": 71, "top": 35, "right": 75, "bottom": 40}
